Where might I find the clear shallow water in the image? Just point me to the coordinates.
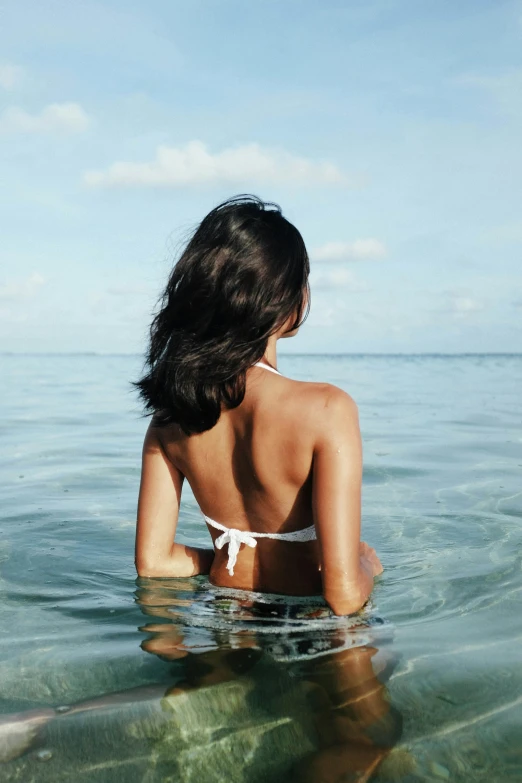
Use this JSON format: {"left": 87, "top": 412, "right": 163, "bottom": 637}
{"left": 0, "top": 353, "right": 521, "bottom": 782}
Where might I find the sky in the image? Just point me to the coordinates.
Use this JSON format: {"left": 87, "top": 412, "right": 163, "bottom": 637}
{"left": 0, "top": 0, "right": 521, "bottom": 354}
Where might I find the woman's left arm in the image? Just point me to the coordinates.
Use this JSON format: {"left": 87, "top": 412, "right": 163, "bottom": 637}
{"left": 135, "top": 420, "right": 214, "bottom": 578}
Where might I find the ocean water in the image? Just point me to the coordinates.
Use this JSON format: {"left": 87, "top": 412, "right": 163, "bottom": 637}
{"left": 0, "top": 353, "right": 521, "bottom": 782}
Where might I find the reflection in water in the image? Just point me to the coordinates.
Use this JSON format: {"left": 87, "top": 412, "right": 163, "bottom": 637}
{"left": 136, "top": 578, "right": 403, "bottom": 782}
{"left": 0, "top": 578, "right": 402, "bottom": 782}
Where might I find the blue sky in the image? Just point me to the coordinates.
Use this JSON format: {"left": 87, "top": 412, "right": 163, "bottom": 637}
{"left": 1, "top": 0, "right": 521, "bottom": 354}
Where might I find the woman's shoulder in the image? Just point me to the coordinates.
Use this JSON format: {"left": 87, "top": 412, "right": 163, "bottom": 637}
{"left": 287, "top": 380, "right": 361, "bottom": 459}
{"left": 281, "top": 377, "right": 359, "bottom": 432}
{"left": 286, "top": 377, "right": 357, "bottom": 409}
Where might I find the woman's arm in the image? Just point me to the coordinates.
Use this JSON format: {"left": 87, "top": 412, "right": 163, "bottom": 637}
{"left": 135, "top": 420, "right": 214, "bottom": 578}
{"left": 312, "top": 387, "right": 382, "bottom": 615}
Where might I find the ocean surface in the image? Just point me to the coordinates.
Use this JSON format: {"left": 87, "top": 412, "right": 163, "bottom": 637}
{"left": 0, "top": 353, "right": 521, "bottom": 782}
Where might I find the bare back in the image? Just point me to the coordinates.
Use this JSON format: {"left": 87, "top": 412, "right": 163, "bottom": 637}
{"left": 136, "top": 360, "right": 381, "bottom": 613}
{"left": 158, "top": 364, "right": 325, "bottom": 594}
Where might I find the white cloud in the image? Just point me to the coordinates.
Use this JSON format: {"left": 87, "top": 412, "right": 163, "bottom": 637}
{"left": 83, "top": 140, "right": 346, "bottom": 188}
{"left": 0, "top": 272, "right": 45, "bottom": 301}
{"left": 450, "top": 297, "right": 483, "bottom": 314}
{"left": 436, "top": 291, "right": 485, "bottom": 320}
{"left": 0, "top": 64, "right": 23, "bottom": 90}
{"left": 310, "top": 267, "right": 369, "bottom": 291}
{"left": 0, "top": 103, "right": 90, "bottom": 133}
{"left": 312, "top": 239, "right": 387, "bottom": 262}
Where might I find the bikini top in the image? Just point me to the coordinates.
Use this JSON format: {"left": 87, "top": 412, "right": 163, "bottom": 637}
{"left": 202, "top": 361, "right": 317, "bottom": 576}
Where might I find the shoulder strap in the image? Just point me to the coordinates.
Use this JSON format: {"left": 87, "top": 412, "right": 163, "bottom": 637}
{"left": 253, "top": 361, "right": 281, "bottom": 375}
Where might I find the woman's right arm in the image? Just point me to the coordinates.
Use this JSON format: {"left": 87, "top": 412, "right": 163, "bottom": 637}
{"left": 135, "top": 421, "right": 214, "bottom": 578}
{"left": 312, "top": 386, "right": 382, "bottom": 615}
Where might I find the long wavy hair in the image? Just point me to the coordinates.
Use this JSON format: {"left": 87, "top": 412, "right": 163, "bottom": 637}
{"left": 132, "top": 194, "right": 310, "bottom": 435}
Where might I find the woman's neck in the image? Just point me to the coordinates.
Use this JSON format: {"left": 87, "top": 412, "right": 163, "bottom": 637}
{"left": 263, "top": 335, "right": 278, "bottom": 369}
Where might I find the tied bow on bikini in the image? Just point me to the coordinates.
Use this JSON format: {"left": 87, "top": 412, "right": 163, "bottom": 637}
{"left": 202, "top": 511, "right": 317, "bottom": 577}
{"left": 213, "top": 528, "right": 258, "bottom": 576}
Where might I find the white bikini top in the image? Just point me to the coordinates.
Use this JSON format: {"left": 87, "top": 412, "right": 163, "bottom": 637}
{"left": 202, "top": 360, "right": 317, "bottom": 576}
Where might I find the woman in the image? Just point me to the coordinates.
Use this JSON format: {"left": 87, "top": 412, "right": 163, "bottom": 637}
{"left": 134, "top": 194, "right": 383, "bottom": 615}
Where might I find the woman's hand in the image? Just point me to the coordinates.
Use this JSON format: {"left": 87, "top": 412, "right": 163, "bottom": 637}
{"left": 359, "top": 542, "right": 384, "bottom": 577}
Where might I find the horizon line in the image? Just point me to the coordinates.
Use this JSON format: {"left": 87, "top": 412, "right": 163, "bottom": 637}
{"left": 1, "top": 351, "right": 522, "bottom": 358}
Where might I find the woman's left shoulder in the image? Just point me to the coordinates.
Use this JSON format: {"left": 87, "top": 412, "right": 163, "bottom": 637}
{"left": 289, "top": 378, "right": 358, "bottom": 411}
{"left": 282, "top": 379, "right": 359, "bottom": 433}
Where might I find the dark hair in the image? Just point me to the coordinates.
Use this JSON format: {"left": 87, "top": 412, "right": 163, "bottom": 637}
{"left": 132, "top": 194, "right": 310, "bottom": 435}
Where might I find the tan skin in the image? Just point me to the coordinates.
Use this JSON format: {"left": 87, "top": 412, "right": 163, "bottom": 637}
{"left": 135, "top": 309, "right": 383, "bottom": 616}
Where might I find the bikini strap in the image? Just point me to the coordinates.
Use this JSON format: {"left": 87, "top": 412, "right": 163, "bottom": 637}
{"left": 253, "top": 361, "right": 281, "bottom": 375}
{"left": 203, "top": 513, "right": 316, "bottom": 576}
